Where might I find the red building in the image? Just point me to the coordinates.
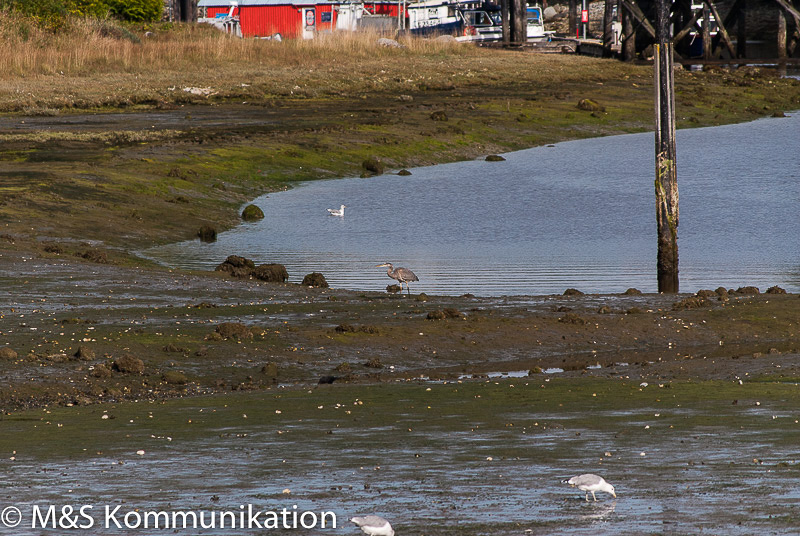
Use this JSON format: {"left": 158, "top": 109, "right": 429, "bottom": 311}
{"left": 198, "top": 0, "right": 399, "bottom": 39}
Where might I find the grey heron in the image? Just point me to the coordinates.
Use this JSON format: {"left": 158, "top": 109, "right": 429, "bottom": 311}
{"left": 375, "top": 263, "right": 418, "bottom": 294}
{"left": 350, "top": 515, "right": 394, "bottom": 536}
{"left": 327, "top": 204, "right": 346, "bottom": 217}
{"left": 563, "top": 474, "right": 616, "bottom": 501}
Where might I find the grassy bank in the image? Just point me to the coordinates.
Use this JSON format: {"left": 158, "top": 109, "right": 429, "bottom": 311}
{"left": 1, "top": 25, "right": 799, "bottom": 256}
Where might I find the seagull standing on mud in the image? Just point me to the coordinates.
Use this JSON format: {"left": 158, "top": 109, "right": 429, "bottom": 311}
{"left": 350, "top": 515, "right": 394, "bottom": 536}
{"left": 327, "top": 204, "right": 346, "bottom": 217}
{"left": 563, "top": 474, "right": 616, "bottom": 502}
{"left": 375, "top": 262, "right": 418, "bottom": 294}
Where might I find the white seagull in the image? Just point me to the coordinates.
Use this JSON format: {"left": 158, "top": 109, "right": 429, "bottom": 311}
{"left": 350, "top": 515, "right": 394, "bottom": 536}
{"left": 327, "top": 204, "right": 346, "bottom": 217}
{"left": 564, "top": 474, "right": 617, "bottom": 502}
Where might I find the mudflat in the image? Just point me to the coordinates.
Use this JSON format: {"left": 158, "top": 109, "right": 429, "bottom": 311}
{"left": 1, "top": 43, "right": 799, "bottom": 410}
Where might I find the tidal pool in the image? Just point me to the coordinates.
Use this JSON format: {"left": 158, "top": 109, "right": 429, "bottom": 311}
{"left": 144, "top": 114, "right": 800, "bottom": 297}
{"left": 2, "top": 380, "right": 799, "bottom": 535}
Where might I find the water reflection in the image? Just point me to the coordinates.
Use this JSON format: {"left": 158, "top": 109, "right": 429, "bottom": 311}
{"left": 143, "top": 114, "right": 800, "bottom": 296}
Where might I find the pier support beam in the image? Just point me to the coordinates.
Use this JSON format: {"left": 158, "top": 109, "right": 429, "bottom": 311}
{"left": 603, "top": 0, "right": 616, "bottom": 56}
{"left": 778, "top": 9, "right": 788, "bottom": 59}
{"left": 654, "top": 0, "right": 679, "bottom": 293}
{"left": 621, "top": 0, "right": 636, "bottom": 60}
{"left": 737, "top": 0, "right": 747, "bottom": 57}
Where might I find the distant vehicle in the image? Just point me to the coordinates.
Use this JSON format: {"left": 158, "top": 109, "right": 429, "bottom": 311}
{"left": 407, "top": 0, "right": 551, "bottom": 42}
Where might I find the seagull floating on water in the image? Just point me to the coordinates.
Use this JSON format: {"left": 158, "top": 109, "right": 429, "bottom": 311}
{"left": 350, "top": 515, "right": 394, "bottom": 536}
{"left": 327, "top": 204, "right": 346, "bottom": 217}
{"left": 563, "top": 474, "right": 616, "bottom": 502}
{"left": 375, "top": 262, "right": 418, "bottom": 295}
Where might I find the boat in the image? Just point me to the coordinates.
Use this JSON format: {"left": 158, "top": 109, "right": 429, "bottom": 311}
{"left": 435, "top": 1, "right": 551, "bottom": 42}
{"left": 406, "top": 0, "right": 464, "bottom": 37}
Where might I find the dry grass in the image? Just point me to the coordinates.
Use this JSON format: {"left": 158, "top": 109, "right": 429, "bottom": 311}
{"left": 1, "top": 14, "right": 621, "bottom": 112}
{"left": 0, "top": 15, "right": 474, "bottom": 77}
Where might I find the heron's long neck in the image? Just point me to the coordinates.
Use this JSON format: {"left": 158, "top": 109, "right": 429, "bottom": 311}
{"left": 386, "top": 267, "right": 393, "bottom": 277}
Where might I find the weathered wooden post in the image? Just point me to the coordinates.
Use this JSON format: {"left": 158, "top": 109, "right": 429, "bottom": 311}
{"left": 603, "top": 0, "right": 616, "bottom": 55}
{"left": 502, "top": 0, "right": 510, "bottom": 44}
{"left": 569, "top": 0, "right": 578, "bottom": 37}
{"left": 512, "top": 0, "right": 527, "bottom": 44}
{"left": 702, "top": 4, "right": 712, "bottom": 59}
{"left": 778, "top": 9, "right": 788, "bottom": 59}
{"left": 737, "top": 0, "right": 747, "bottom": 58}
{"left": 654, "top": 0, "right": 679, "bottom": 293}
{"left": 622, "top": 1, "right": 636, "bottom": 60}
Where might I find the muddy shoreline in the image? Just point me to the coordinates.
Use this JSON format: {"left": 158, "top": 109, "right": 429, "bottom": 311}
{"left": 1, "top": 54, "right": 800, "bottom": 411}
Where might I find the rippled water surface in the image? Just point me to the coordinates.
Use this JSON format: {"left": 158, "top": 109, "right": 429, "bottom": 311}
{"left": 144, "top": 114, "right": 800, "bottom": 296}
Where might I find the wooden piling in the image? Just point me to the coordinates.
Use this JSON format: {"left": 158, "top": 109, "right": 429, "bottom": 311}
{"left": 622, "top": 0, "right": 636, "bottom": 60}
{"left": 702, "top": 4, "right": 712, "bottom": 59}
{"left": 502, "top": 0, "right": 510, "bottom": 45}
{"left": 737, "top": 0, "right": 747, "bottom": 58}
{"left": 778, "top": 9, "right": 787, "bottom": 59}
{"left": 569, "top": 0, "right": 578, "bottom": 37}
{"left": 654, "top": 0, "right": 679, "bottom": 293}
{"left": 603, "top": 0, "right": 616, "bottom": 55}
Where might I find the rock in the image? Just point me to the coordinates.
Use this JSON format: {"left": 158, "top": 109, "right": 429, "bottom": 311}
{"left": 673, "top": 296, "right": 710, "bottom": 310}
{"left": 529, "top": 366, "right": 543, "bottom": 374}
{"left": 162, "top": 371, "right": 188, "bottom": 385}
{"left": 113, "top": 354, "right": 144, "bottom": 374}
{"left": 577, "top": 99, "right": 606, "bottom": 113}
{"left": 735, "top": 286, "right": 760, "bottom": 295}
{"left": 0, "top": 347, "right": 18, "bottom": 360}
{"left": 397, "top": 95, "right": 413, "bottom": 102}
{"left": 624, "top": 288, "right": 642, "bottom": 295}
{"left": 92, "top": 364, "right": 112, "bottom": 378}
{"left": 253, "top": 263, "right": 288, "bottom": 282}
{"left": 426, "top": 310, "right": 446, "bottom": 320}
{"left": 415, "top": 293, "right": 428, "bottom": 302}
{"left": 397, "top": 169, "right": 412, "bottom": 176}
{"left": 197, "top": 225, "right": 217, "bottom": 242}
{"left": 215, "top": 255, "right": 256, "bottom": 278}
{"left": 434, "top": 34, "right": 457, "bottom": 42}
{"left": 386, "top": 284, "right": 402, "bottom": 293}
{"left": 74, "top": 346, "right": 95, "bottom": 361}
{"left": 261, "top": 362, "right": 279, "bottom": 378}
{"left": 563, "top": 288, "right": 584, "bottom": 296}
{"left": 598, "top": 306, "right": 611, "bottom": 314}
{"left": 78, "top": 249, "right": 108, "bottom": 264}
{"left": 216, "top": 322, "right": 253, "bottom": 340}
{"left": 318, "top": 375, "right": 338, "bottom": 384}
{"left": 626, "top": 307, "right": 643, "bottom": 314}
{"left": 364, "top": 357, "right": 383, "bottom": 368}
{"left": 362, "top": 157, "right": 384, "bottom": 175}
{"left": 377, "top": 37, "right": 404, "bottom": 48}
{"left": 241, "top": 204, "right": 264, "bottom": 221}
{"left": 696, "top": 289, "right": 716, "bottom": 297}
{"left": 559, "top": 313, "right": 587, "bottom": 325}
{"left": 302, "top": 272, "right": 328, "bottom": 288}
{"left": 485, "top": 154, "right": 506, "bottom": 162}
{"left": 715, "top": 287, "right": 729, "bottom": 297}
{"left": 430, "top": 110, "right": 448, "bottom": 121}
{"left": 334, "top": 362, "right": 352, "bottom": 373}
{"left": 543, "top": 6, "right": 558, "bottom": 21}
{"left": 766, "top": 286, "right": 786, "bottom": 294}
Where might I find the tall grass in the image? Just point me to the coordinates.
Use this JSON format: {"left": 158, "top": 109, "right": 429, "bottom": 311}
{"left": 0, "top": 13, "right": 477, "bottom": 78}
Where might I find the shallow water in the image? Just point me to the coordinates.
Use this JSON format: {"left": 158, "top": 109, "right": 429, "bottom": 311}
{"left": 2, "top": 381, "right": 799, "bottom": 535}
{"left": 143, "top": 114, "right": 800, "bottom": 296}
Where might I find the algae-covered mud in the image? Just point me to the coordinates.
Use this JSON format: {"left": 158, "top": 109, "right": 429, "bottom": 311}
{"left": 2, "top": 380, "right": 799, "bottom": 535}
